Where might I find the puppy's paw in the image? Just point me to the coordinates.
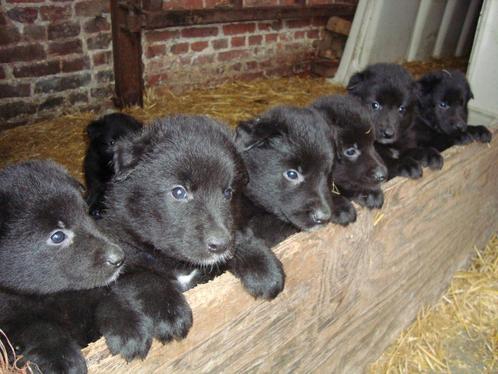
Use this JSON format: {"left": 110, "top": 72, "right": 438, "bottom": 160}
{"left": 397, "top": 158, "right": 423, "bottom": 179}
{"left": 152, "top": 294, "right": 193, "bottom": 344}
{"left": 453, "top": 132, "right": 473, "bottom": 145}
{"left": 96, "top": 299, "right": 153, "bottom": 361}
{"left": 468, "top": 125, "right": 492, "bottom": 143}
{"left": 355, "top": 190, "right": 384, "bottom": 209}
{"left": 331, "top": 197, "right": 356, "bottom": 225}
{"left": 237, "top": 252, "right": 285, "bottom": 300}
{"left": 424, "top": 148, "right": 444, "bottom": 170}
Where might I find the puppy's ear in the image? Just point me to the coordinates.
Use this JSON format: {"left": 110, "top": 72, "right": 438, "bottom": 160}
{"left": 234, "top": 118, "right": 282, "bottom": 151}
{"left": 86, "top": 119, "right": 103, "bottom": 140}
{"left": 113, "top": 137, "right": 146, "bottom": 181}
{"left": 347, "top": 70, "right": 370, "bottom": 94}
{"left": 465, "top": 82, "right": 474, "bottom": 102}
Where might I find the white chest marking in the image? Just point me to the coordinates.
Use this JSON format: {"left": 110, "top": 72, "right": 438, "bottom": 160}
{"left": 177, "top": 269, "right": 199, "bottom": 288}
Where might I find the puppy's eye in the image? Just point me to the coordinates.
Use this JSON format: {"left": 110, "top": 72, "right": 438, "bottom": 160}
{"left": 223, "top": 187, "right": 233, "bottom": 200}
{"left": 371, "top": 101, "right": 381, "bottom": 111}
{"left": 398, "top": 105, "right": 406, "bottom": 114}
{"left": 171, "top": 186, "right": 188, "bottom": 200}
{"left": 50, "top": 231, "right": 66, "bottom": 244}
{"left": 109, "top": 140, "right": 116, "bottom": 145}
{"left": 284, "top": 169, "right": 303, "bottom": 183}
{"left": 344, "top": 147, "right": 359, "bottom": 158}
{"left": 439, "top": 101, "right": 449, "bottom": 109}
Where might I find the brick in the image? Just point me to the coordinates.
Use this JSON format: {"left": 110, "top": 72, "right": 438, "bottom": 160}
{"left": 162, "top": 0, "right": 203, "bottom": 10}
{"left": 0, "top": 83, "right": 31, "bottom": 98}
{"left": 181, "top": 27, "right": 218, "bottom": 38}
{"left": 92, "top": 50, "right": 112, "bottom": 66}
{"left": 145, "top": 29, "right": 180, "bottom": 43}
{"left": 204, "top": 0, "right": 231, "bottom": 7}
{"left": 231, "top": 36, "right": 245, "bottom": 48}
{"left": 0, "top": 27, "right": 21, "bottom": 46}
{"left": 6, "top": 7, "right": 38, "bottom": 23}
{"left": 87, "top": 33, "right": 111, "bottom": 50}
{"left": 217, "top": 49, "right": 249, "bottom": 62}
{"left": 192, "top": 54, "right": 214, "bottom": 65}
{"left": 40, "top": 5, "right": 71, "bottom": 22}
{"left": 231, "top": 62, "right": 242, "bottom": 71}
{"left": 0, "top": 101, "right": 37, "bottom": 121}
{"left": 62, "top": 56, "right": 90, "bottom": 72}
{"left": 146, "top": 73, "right": 168, "bottom": 87}
{"left": 48, "top": 39, "right": 83, "bottom": 56}
{"left": 0, "top": 66, "right": 5, "bottom": 79}
{"left": 48, "top": 22, "right": 80, "bottom": 40}
{"left": 211, "top": 38, "right": 228, "bottom": 50}
{"left": 38, "top": 96, "right": 64, "bottom": 111}
{"left": 69, "top": 91, "right": 89, "bottom": 105}
{"left": 95, "top": 70, "right": 113, "bottom": 83}
{"left": 326, "top": 16, "right": 352, "bottom": 35}
{"left": 145, "top": 44, "right": 166, "bottom": 58}
{"left": 294, "top": 30, "right": 306, "bottom": 39}
{"left": 258, "top": 20, "right": 282, "bottom": 31}
{"left": 248, "top": 35, "right": 262, "bottom": 46}
{"left": 90, "top": 86, "right": 113, "bottom": 98}
{"left": 6, "top": 0, "right": 45, "bottom": 3}
{"left": 245, "top": 0, "right": 278, "bottom": 6}
{"left": 0, "top": 12, "right": 7, "bottom": 26}
{"left": 307, "top": 29, "right": 320, "bottom": 39}
{"left": 34, "top": 73, "right": 91, "bottom": 94}
{"left": 246, "top": 60, "right": 258, "bottom": 70}
{"left": 0, "top": 44, "right": 45, "bottom": 63}
{"left": 83, "top": 16, "right": 110, "bottom": 34}
{"left": 23, "top": 25, "right": 46, "bottom": 41}
{"left": 190, "top": 41, "right": 208, "bottom": 52}
{"left": 13, "top": 60, "right": 60, "bottom": 77}
{"left": 286, "top": 19, "right": 312, "bottom": 29}
{"left": 222, "top": 23, "right": 255, "bottom": 35}
{"left": 75, "top": 0, "right": 110, "bottom": 17}
{"left": 265, "top": 33, "right": 278, "bottom": 43}
{"left": 170, "top": 42, "right": 188, "bottom": 54}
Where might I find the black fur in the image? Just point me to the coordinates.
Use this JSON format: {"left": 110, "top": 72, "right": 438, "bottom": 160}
{"left": 312, "top": 95, "right": 387, "bottom": 215}
{"left": 234, "top": 106, "right": 340, "bottom": 245}
{"left": 0, "top": 160, "right": 124, "bottom": 374}
{"left": 96, "top": 116, "right": 284, "bottom": 360}
{"left": 347, "top": 63, "right": 441, "bottom": 179}
{"left": 84, "top": 113, "right": 143, "bottom": 219}
{"left": 413, "top": 69, "right": 492, "bottom": 151}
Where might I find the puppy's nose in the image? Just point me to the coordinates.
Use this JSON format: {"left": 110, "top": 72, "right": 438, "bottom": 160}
{"left": 455, "top": 121, "right": 467, "bottom": 131}
{"left": 105, "top": 246, "right": 125, "bottom": 268}
{"left": 373, "top": 166, "right": 387, "bottom": 182}
{"left": 206, "top": 235, "right": 230, "bottom": 254}
{"left": 310, "top": 208, "right": 331, "bottom": 225}
{"left": 381, "top": 128, "right": 394, "bottom": 139}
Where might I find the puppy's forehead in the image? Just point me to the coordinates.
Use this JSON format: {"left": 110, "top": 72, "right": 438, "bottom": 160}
{"left": 341, "top": 126, "right": 374, "bottom": 148}
{"left": 374, "top": 85, "right": 409, "bottom": 106}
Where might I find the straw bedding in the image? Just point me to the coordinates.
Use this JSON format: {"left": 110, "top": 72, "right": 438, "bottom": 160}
{"left": 1, "top": 57, "right": 496, "bottom": 373}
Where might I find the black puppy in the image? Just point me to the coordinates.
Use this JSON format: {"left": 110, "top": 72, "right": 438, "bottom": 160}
{"left": 84, "top": 112, "right": 142, "bottom": 218}
{"left": 0, "top": 160, "right": 124, "bottom": 374}
{"left": 413, "top": 69, "right": 492, "bottom": 151}
{"left": 347, "top": 63, "right": 443, "bottom": 179}
{"left": 95, "top": 116, "right": 284, "bottom": 361}
{"left": 234, "top": 105, "right": 352, "bottom": 245}
{"left": 312, "top": 95, "right": 387, "bottom": 214}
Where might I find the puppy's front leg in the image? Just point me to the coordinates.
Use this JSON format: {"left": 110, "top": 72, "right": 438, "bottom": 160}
{"left": 96, "top": 272, "right": 192, "bottom": 361}
{"left": 229, "top": 229, "right": 285, "bottom": 300}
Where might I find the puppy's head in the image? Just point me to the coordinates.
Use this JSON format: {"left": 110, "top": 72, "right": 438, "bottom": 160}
{"left": 312, "top": 95, "right": 387, "bottom": 190}
{"left": 107, "top": 116, "right": 247, "bottom": 267}
{"left": 0, "top": 161, "right": 124, "bottom": 295}
{"left": 235, "top": 106, "right": 334, "bottom": 231}
{"left": 417, "top": 69, "right": 473, "bottom": 135}
{"left": 87, "top": 113, "right": 143, "bottom": 160}
{"left": 347, "top": 63, "right": 417, "bottom": 144}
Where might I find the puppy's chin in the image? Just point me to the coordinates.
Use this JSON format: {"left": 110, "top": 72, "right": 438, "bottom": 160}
{"left": 376, "top": 137, "right": 396, "bottom": 145}
{"left": 191, "top": 250, "right": 234, "bottom": 267}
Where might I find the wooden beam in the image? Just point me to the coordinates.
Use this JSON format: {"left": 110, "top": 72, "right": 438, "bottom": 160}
{"left": 110, "top": 0, "right": 144, "bottom": 107}
{"left": 140, "top": 5, "right": 356, "bottom": 29}
{"left": 83, "top": 129, "right": 498, "bottom": 372}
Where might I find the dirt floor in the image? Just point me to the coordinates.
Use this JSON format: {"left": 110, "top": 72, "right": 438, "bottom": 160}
{"left": 2, "top": 58, "right": 496, "bottom": 373}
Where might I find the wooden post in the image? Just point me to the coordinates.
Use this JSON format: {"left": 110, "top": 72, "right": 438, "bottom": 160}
{"left": 82, "top": 129, "right": 498, "bottom": 372}
{"left": 110, "top": 0, "right": 144, "bottom": 108}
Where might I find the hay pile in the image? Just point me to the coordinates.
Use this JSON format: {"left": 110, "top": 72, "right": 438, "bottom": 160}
{"left": 0, "top": 330, "right": 31, "bottom": 374}
{"left": 370, "top": 234, "right": 498, "bottom": 373}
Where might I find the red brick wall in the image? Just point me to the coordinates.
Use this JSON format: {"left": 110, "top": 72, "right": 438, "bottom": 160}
{"left": 0, "top": 0, "right": 113, "bottom": 128}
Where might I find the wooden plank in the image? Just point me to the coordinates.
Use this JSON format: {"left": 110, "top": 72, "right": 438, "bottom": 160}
{"left": 110, "top": 0, "right": 144, "bottom": 107}
{"left": 141, "top": 5, "right": 356, "bottom": 29}
{"left": 83, "top": 127, "right": 498, "bottom": 373}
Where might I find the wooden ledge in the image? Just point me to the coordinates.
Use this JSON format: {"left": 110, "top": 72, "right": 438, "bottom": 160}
{"left": 83, "top": 127, "right": 498, "bottom": 373}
